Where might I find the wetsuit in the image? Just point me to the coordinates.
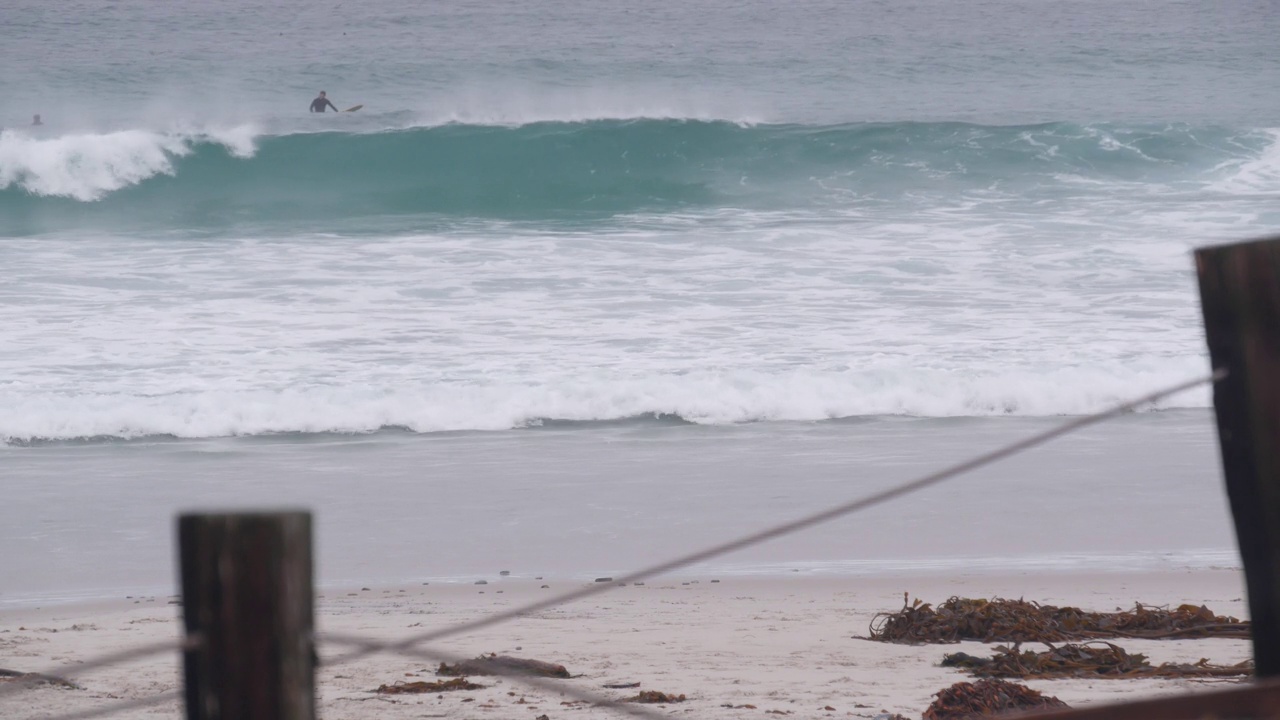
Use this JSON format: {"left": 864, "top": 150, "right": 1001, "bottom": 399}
{"left": 310, "top": 96, "right": 338, "bottom": 112}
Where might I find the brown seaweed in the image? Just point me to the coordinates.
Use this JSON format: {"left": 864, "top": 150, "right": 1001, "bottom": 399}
{"left": 870, "top": 594, "right": 1249, "bottom": 644}
{"left": 375, "top": 677, "right": 485, "bottom": 693}
{"left": 942, "top": 641, "right": 1252, "bottom": 680}
{"left": 923, "top": 678, "right": 1069, "bottom": 719}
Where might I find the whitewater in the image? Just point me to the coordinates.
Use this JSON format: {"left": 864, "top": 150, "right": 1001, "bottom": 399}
{"left": 2, "top": 118, "right": 1277, "bottom": 441}
{"left": 2, "top": 0, "right": 1279, "bottom": 603}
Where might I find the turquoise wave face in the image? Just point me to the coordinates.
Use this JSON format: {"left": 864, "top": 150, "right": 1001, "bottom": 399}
{"left": 0, "top": 120, "right": 1272, "bottom": 235}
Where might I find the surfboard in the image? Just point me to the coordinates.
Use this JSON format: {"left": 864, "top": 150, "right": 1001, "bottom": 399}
{"left": 344, "top": 105, "right": 363, "bottom": 112}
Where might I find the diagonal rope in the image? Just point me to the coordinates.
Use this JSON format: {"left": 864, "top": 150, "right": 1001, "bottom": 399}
{"left": 15, "top": 691, "right": 181, "bottom": 720}
{"left": 4, "top": 371, "right": 1221, "bottom": 720}
{"left": 326, "top": 370, "right": 1221, "bottom": 667}
{"left": 322, "top": 633, "right": 671, "bottom": 720}
{"left": 0, "top": 638, "right": 191, "bottom": 698}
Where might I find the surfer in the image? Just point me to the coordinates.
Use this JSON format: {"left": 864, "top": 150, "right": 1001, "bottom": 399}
{"left": 31, "top": 114, "right": 43, "bottom": 126}
{"left": 309, "top": 91, "right": 339, "bottom": 113}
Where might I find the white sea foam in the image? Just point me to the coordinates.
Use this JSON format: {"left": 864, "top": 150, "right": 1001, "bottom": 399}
{"left": 0, "top": 205, "right": 1223, "bottom": 441}
{"left": 3, "top": 121, "right": 1276, "bottom": 442}
{"left": 0, "top": 125, "right": 259, "bottom": 200}
{"left": 1208, "top": 129, "right": 1280, "bottom": 195}
{"left": 0, "top": 361, "right": 1212, "bottom": 441}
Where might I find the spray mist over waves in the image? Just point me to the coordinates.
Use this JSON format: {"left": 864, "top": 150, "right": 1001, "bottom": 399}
{"left": 0, "top": 119, "right": 1276, "bottom": 232}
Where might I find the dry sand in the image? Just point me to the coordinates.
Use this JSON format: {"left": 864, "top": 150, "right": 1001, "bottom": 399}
{"left": 0, "top": 568, "right": 1252, "bottom": 719}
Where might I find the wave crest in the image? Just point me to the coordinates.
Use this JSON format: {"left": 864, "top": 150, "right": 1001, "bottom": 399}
{"left": 1, "top": 120, "right": 1273, "bottom": 232}
{"left": 0, "top": 125, "right": 259, "bottom": 202}
{"left": 0, "top": 364, "right": 1210, "bottom": 443}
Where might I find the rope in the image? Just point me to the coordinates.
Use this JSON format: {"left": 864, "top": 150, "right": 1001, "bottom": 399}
{"left": 326, "top": 371, "right": 1220, "bottom": 667}
{"left": 8, "top": 371, "right": 1221, "bottom": 720}
{"left": 18, "top": 691, "right": 180, "bottom": 720}
{"left": 0, "top": 638, "right": 191, "bottom": 698}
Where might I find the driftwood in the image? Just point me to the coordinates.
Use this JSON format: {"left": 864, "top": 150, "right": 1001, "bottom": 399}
{"left": 923, "top": 679, "right": 1068, "bottom": 719}
{"left": 870, "top": 594, "right": 1250, "bottom": 644}
{"left": 438, "top": 654, "right": 570, "bottom": 678}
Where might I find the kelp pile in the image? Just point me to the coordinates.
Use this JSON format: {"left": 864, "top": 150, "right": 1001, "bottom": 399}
{"left": 870, "top": 595, "right": 1249, "bottom": 644}
{"left": 376, "top": 677, "right": 485, "bottom": 694}
{"left": 923, "top": 679, "right": 1068, "bottom": 719}
{"left": 942, "top": 642, "right": 1253, "bottom": 680}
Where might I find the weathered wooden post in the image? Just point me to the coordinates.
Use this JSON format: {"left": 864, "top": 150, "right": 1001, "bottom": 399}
{"left": 179, "top": 511, "right": 315, "bottom": 720}
{"left": 1197, "top": 235, "right": 1280, "bottom": 677}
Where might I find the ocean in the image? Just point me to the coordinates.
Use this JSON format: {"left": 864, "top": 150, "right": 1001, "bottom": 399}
{"left": 2, "top": 0, "right": 1276, "bottom": 606}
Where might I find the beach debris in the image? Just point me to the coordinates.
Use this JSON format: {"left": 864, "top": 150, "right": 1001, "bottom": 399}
{"left": 438, "top": 654, "right": 570, "bottom": 678}
{"left": 375, "top": 677, "right": 484, "bottom": 694}
{"left": 0, "top": 668, "right": 80, "bottom": 689}
{"left": 475, "top": 580, "right": 488, "bottom": 585}
{"left": 603, "top": 681, "right": 641, "bottom": 689}
{"left": 942, "top": 641, "right": 1253, "bottom": 680}
{"left": 595, "top": 577, "right": 614, "bottom": 583}
{"left": 722, "top": 704, "right": 758, "bottom": 709}
{"left": 500, "top": 570, "right": 511, "bottom": 576}
{"left": 923, "top": 678, "right": 1068, "bottom": 719}
{"left": 626, "top": 690, "right": 686, "bottom": 703}
{"left": 870, "top": 594, "right": 1250, "bottom": 644}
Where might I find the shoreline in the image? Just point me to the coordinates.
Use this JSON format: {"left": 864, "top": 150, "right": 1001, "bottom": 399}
{"left": 0, "top": 547, "right": 1242, "bottom": 611}
{"left": 1, "top": 568, "right": 1252, "bottom": 719}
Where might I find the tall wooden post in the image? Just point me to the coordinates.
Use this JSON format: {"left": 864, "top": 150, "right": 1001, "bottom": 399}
{"left": 179, "top": 511, "right": 315, "bottom": 719}
{"left": 1196, "top": 236, "right": 1280, "bottom": 677}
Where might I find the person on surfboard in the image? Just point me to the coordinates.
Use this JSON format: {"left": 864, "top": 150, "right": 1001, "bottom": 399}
{"left": 309, "top": 91, "right": 339, "bottom": 113}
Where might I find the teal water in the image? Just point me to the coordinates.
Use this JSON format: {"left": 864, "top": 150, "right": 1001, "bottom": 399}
{"left": 2, "top": 120, "right": 1274, "bottom": 234}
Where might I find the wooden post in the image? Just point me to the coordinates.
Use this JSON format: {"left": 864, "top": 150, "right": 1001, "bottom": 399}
{"left": 179, "top": 511, "right": 315, "bottom": 720}
{"left": 1021, "top": 677, "right": 1280, "bottom": 720}
{"left": 1196, "top": 235, "right": 1280, "bottom": 677}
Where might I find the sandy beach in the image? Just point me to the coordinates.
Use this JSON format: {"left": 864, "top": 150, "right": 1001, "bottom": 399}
{"left": 0, "top": 568, "right": 1252, "bottom": 719}
{"left": 6, "top": 2, "right": 1275, "bottom": 719}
